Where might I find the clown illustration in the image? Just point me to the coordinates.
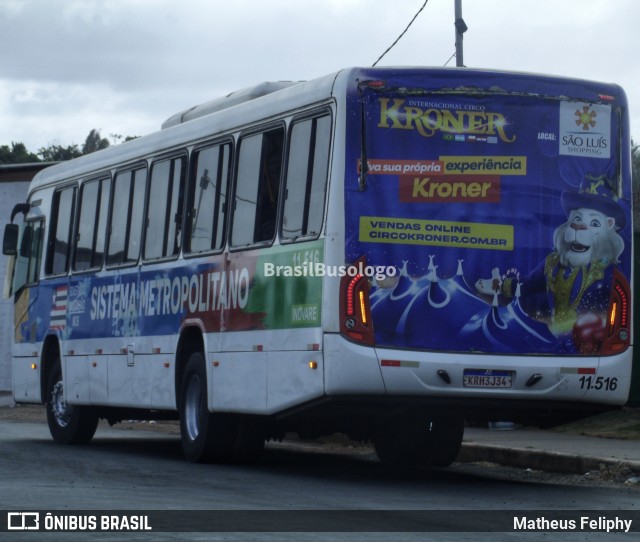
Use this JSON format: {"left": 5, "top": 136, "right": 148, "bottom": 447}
{"left": 475, "top": 175, "right": 627, "bottom": 351}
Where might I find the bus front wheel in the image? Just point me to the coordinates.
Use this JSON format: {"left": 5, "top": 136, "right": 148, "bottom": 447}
{"left": 46, "top": 358, "right": 98, "bottom": 445}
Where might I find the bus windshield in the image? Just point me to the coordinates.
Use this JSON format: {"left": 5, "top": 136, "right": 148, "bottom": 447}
{"left": 346, "top": 80, "right": 630, "bottom": 356}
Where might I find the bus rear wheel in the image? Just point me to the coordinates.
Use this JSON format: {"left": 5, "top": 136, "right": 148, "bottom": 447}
{"left": 373, "top": 414, "right": 464, "bottom": 468}
{"left": 230, "top": 414, "right": 265, "bottom": 463}
{"left": 179, "top": 353, "right": 265, "bottom": 463}
{"left": 46, "top": 358, "right": 98, "bottom": 445}
{"left": 179, "top": 352, "right": 235, "bottom": 463}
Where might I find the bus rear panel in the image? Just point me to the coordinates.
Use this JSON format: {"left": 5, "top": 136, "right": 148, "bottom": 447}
{"left": 326, "top": 68, "right": 632, "bottom": 420}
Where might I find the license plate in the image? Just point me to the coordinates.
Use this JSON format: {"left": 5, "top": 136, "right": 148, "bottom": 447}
{"left": 463, "top": 369, "right": 513, "bottom": 388}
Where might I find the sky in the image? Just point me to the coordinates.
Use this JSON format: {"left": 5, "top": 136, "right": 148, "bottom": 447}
{"left": 1, "top": 0, "right": 638, "bottom": 153}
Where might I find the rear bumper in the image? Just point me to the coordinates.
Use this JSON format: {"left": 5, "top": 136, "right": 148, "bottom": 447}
{"left": 323, "top": 333, "right": 631, "bottom": 406}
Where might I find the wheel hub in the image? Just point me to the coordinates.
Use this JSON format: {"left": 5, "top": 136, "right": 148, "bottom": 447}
{"left": 51, "top": 380, "right": 72, "bottom": 428}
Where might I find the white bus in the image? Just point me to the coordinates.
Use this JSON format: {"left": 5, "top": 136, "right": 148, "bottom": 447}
{"left": 3, "top": 67, "right": 633, "bottom": 466}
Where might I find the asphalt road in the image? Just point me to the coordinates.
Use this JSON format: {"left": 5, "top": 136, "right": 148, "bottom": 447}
{"left": 0, "top": 418, "right": 638, "bottom": 541}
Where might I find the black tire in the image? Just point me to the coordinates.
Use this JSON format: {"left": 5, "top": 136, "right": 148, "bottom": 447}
{"left": 229, "top": 415, "right": 265, "bottom": 463}
{"left": 46, "top": 358, "right": 98, "bottom": 445}
{"left": 179, "top": 352, "right": 235, "bottom": 463}
{"left": 374, "top": 414, "right": 464, "bottom": 468}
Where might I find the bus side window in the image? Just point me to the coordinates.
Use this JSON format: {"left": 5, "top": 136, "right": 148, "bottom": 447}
{"left": 74, "top": 177, "right": 111, "bottom": 271}
{"left": 107, "top": 167, "right": 147, "bottom": 266}
{"left": 144, "top": 155, "right": 186, "bottom": 261}
{"left": 231, "top": 128, "right": 284, "bottom": 247}
{"left": 46, "top": 185, "right": 76, "bottom": 276}
{"left": 187, "top": 143, "right": 231, "bottom": 254}
{"left": 281, "top": 114, "right": 331, "bottom": 241}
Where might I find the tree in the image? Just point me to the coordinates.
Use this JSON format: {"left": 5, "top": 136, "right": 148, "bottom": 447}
{"left": 110, "top": 133, "right": 139, "bottom": 144}
{"left": 82, "top": 129, "right": 110, "bottom": 154}
{"left": 37, "top": 144, "right": 82, "bottom": 162}
{"left": 0, "top": 142, "right": 41, "bottom": 164}
{"left": 3, "top": 129, "right": 135, "bottom": 164}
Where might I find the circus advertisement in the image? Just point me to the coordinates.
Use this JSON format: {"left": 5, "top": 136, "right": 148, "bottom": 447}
{"left": 345, "top": 82, "right": 630, "bottom": 355}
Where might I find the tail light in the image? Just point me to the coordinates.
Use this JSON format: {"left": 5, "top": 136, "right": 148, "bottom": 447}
{"left": 602, "top": 268, "right": 630, "bottom": 354}
{"left": 339, "top": 258, "right": 374, "bottom": 345}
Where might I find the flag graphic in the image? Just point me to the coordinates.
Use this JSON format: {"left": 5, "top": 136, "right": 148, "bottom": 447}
{"left": 50, "top": 286, "right": 68, "bottom": 330}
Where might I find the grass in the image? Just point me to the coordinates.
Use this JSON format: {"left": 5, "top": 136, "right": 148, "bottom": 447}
{"left": 552, "top": 408, "right": 640, "bottom": 440}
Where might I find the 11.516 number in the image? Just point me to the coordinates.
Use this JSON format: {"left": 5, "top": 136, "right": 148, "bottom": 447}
{"left": 579, "top": 376, "right": 618, "bottom": 391}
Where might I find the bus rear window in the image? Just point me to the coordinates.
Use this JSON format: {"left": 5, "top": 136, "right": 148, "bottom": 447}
{"left": 231, "top": 128, "right": 284, "bottom": 247}
{"left": 281, "top": 114, "right": 331, "bottom": 241}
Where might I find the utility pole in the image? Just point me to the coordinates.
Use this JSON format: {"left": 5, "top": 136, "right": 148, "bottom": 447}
{"left": 454, "top": 0, "right": 468, "bottom": 67}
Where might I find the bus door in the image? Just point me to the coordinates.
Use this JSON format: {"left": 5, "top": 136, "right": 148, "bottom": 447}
{"left": 4, "top": 215, "right": 45, "bottom": 346}
{"left": 3, "top": 212, "right": 45, "bottom": 400}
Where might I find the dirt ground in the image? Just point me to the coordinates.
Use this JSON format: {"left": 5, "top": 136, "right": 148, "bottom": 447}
{"left": 550, "top": 407, "right": 640, "bottom": 440}
{"left": 1, "top": 401, "right": 639, "bottom": 440}
{"left": 0, "top": 402, "right": 181, "bottom": 434}
{"left": 0, "top": 402, "right": 46, "bottom": 423}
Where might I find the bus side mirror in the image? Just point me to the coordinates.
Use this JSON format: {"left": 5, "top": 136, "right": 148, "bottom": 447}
{"left": 3, "top": 224, "right": 19, "bottom": 256}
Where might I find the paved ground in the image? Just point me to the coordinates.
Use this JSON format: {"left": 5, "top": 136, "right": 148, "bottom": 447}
{"left": 1, "top": 394, "right": 639, "bottom": 486}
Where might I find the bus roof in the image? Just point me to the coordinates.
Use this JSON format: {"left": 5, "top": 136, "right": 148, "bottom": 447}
{"left": 161, "top": 81, "right": 303, "bottom": 129}
{"left": 27, "top": 70, "right": 342, "bottom": 194}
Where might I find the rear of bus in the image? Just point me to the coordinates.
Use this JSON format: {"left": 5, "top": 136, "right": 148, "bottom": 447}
{"left": 322, "top": 68, "right": 632, "bottom": 460}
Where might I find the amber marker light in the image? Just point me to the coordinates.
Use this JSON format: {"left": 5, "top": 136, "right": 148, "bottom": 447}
{"left": 359, "top": 290, "right": 367, "bottom": 324}
{"left": 609, "top": 302, "right": 617, "bottom": 328}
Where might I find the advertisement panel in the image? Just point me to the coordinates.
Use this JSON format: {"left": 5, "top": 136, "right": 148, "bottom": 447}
{"left": 345, "top": 80, "right": 630, "bottom": 355}
{"left": 14, "top": 241, "right": 324, "bottom": 345}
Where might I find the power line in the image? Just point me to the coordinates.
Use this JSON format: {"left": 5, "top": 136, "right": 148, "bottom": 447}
{"left": 372, "top": 0, "right": 430, "bottom": 67}
{"left": 443, "top": 51, "right": 456, "bottom": 67}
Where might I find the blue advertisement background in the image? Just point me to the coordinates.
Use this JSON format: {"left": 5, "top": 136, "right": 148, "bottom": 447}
{"left": 344, "top": 70, "right": 631, "bottom": 355}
